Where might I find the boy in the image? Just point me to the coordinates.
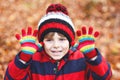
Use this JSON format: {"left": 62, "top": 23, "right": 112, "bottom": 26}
{"left": 4, "top": 3, "right": 112, "bottom": 80}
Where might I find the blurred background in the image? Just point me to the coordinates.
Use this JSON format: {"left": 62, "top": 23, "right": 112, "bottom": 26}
{"left": 0, "top": 0, "right": 120, "bottom": 80}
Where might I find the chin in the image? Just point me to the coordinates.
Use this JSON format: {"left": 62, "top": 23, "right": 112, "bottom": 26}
{"left": 53, "top": 57, "right": 62, "bottom": 60}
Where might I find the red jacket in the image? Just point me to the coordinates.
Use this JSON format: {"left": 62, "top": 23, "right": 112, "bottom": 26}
{"left": 4, "top": 49, "right": 112, "bottom": 80}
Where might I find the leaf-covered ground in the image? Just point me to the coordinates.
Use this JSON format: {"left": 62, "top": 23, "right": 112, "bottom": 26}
{"left": 0, "top": 0, "right": 120, "bottom": 80}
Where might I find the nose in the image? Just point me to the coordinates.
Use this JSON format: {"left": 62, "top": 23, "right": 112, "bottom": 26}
{"left": 53, "top": 40, "right": 59, "bottom": 48}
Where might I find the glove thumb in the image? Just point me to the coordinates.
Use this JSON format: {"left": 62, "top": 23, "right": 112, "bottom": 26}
{"left": 37, "top": 42, "right": 44, "bottom": 51}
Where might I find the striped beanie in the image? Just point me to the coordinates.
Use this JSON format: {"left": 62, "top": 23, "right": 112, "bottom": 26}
{"left": 38, "top": 4, "right": 75, "bottom": 45}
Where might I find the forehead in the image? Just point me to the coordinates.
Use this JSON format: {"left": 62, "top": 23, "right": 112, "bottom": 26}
{"left": 44, "top": 32, "right": 65, "bottom": 38}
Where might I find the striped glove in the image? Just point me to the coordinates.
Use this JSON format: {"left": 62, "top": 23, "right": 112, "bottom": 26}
{"left": 15, "top": 27, "right": 42, "bottom": 62}
{"left": 76, "top": 26, "right": 99, "bottom": 59}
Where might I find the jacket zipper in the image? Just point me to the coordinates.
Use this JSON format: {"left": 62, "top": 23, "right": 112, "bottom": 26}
{"left": 54, "top": 61, "right": 60, "bottom": 80}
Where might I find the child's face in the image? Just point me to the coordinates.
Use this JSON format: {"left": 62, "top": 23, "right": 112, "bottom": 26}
{"left": 43, "top": 32, "right": 69, "bottom": 60}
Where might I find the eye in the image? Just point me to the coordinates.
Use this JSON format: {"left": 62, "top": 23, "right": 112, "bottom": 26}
{"left": 59, "top": 38, "right": 67, "bottom": 41}
{"left": 46, "top": 39, "right": 52, "bottom": 41}
{"left": 44, "top": 38, "right": 53, "bottom": 42}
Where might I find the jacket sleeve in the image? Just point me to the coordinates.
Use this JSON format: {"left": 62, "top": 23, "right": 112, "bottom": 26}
{"left": 4, "top": 53, "right": 31, "bottom": 80}
{"left": 86, "top": 48, "right": 112, "bottom": 80}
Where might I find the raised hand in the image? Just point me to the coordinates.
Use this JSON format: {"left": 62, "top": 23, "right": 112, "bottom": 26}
{"left": 76, "top": 26, "right": 99, "bottom": 59}
{"left": 15, "top": 27, "right": 42, "bottom": 55}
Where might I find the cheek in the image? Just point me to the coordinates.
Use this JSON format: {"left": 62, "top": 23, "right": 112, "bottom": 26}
{"left": 62, "top": 42, "right": 69, "bottom": 51}
{"left": 43, "top": 42, "right": 51, "bottom": 51}
{"left": 43, "top": 40, "right": 53, "bottom": 48}
{"left": 43, "top": 44, "right": 51, "bottom": 55}
{"left": 44, "top": 43, "right": 50, "bottom": 47}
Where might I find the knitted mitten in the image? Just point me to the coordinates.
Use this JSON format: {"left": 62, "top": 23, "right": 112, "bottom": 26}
{"left": 15, "top": 27, "right": 42, "bottom": 62}
{"left": 76, "top": 26, "right": 99, "bottom": 59}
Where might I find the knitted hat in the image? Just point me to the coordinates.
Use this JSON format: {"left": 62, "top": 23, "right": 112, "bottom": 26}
{"left": 38, "top": 4, "right": 75, "bottom": 45}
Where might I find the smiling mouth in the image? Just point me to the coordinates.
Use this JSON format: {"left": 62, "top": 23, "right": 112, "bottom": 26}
{"left": 51, "top": 51, "right": 62, "bottom": 53}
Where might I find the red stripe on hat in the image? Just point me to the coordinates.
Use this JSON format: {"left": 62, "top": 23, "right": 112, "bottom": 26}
{"left": 38, "top": 22, "right": 75, "bottom": 41}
